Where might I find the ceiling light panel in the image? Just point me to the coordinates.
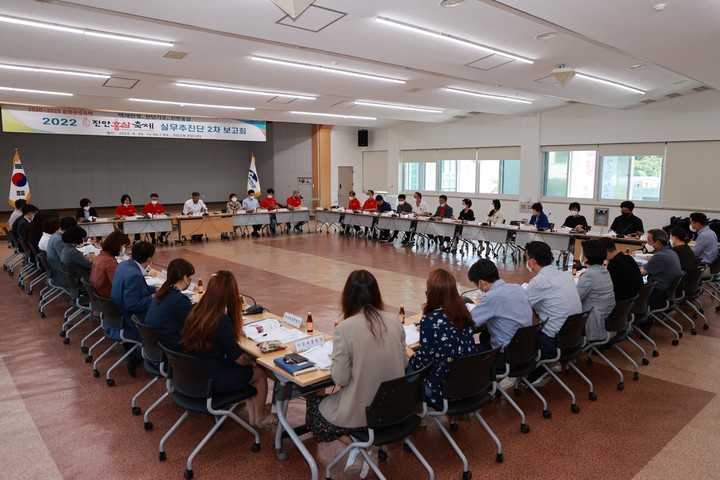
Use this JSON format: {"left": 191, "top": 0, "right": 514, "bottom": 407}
{"left": 375, "top": 17, "right": 533, "bottom": 64}
{"left": 251, "top": 56, "right": 405, "bottom": 84}
{"left": 128, "top": 98, "right": 254, "bottom": 110}
{"left": 0, "top": 86, "right": 73, "bottom": 96}
{"left": 0, "top": 63, "right": 110, "bottom": 79}
{"left": 354, "top": 101, "right": 442, "bottom": 113}
{"left": 290, "top": 111, "right": 376, "bottom": 120}
{"left": 443, "top": 87, "right": 532, "bottom": 104}
{"left": 176, "top": 82, "right": 316, "bottom": 100}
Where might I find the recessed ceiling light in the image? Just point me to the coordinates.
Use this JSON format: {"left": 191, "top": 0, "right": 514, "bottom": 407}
{"left": 0, "top": 62, "right": 110, "bottom": 79}
{"left": 535, "top": 31, "right": 558, "bottom": 40}
{"left": 440, "top": 0, "right": 465, "bottom": 7}
{"left": 443, "top": 87, "right": 532, "bottom": 104}
{"left": 354, "top": 101, "right": 442, "bottom": 113}
{"left": 251, "top": 56, "right": 405, "bottom": 84}
{"left": 0, "top": 86, "right": 73, "bottom": 96}
{"left": 652, "top": 3, "right": 666, "bottom": 12}
{"left": 128, "top": 98, "right": 254, "bottom": 110}
{"left": 375, "top": 17, "right": 534, "bottom": 64}
{"left": 176, "top": 82, "right": 316, "bottom": 100}
{"left": 626, "top": 64, "right": 646, "bottom": 71}
{"left": 290, "top": 111, "right": 376, "bottom": 121}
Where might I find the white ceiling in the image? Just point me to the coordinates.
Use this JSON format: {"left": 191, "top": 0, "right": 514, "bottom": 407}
{"left": 0, "top": 0, "right": 715, "bottom": 128}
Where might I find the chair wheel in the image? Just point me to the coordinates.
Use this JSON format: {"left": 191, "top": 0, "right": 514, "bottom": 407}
{"left": 589, "top": 392, "right": 597, "bottom": 401}
{"left": 678, "top": 332, "right": 683, "bottom": 339}
{"left": 63, "top": 338, "right": 70, "bottom": 345}
{"left": 81, "top": 347, "right": 89, "bottom": 354}
{"left": 699, "top": 308, "right": 705, "bottom": 314}
{"left": 691, "top": 329, "right": 697, "bottom": 335}
{"left": 642, "top": 358, "right": 650, "bottom": 366}
{"left": 85, "top": 355, "right": 93, "bottom": 363}
{"left": 250, "top": 443, "right": 261, "bottom": 453}
{"left": 28, "top": 289, "right": 33, "bottom": 295}
{"left": 132, "top": 406, "right": 141, "bottom": 416}
{"left": 144, "top": 422, "right": 153, "bottom": 431}
{"left": 703, "top": 324, "right": 709, "bottom": 330}
{"left": 59, "top": 330, "right": 65, "bottom": 337}
{"left": 513, "top": 388, "right": 522, "bottom": 397}
{"left": 184, "top": 469, "right": 193, "bottom": 480}
{"left": 617, "top": 382, "right": 624, "bottom": 391}
{"left": 158, "top": 451, "right": 166, "bottom": 461}
{"left": 672, "top": 339, "right": 679, "bottom": 346}
{"left": 520, "top": 423, "right": 530, "bottom": 434}
{"left": 586, "top": 357, "right": 593, "bottom": 365}
{"left": 652, "top": 350, "right": 659, "bottom": 357}
{"left": 633, "top": 372, "right": 640, "bottom": 381}
{"left": 571, "top": 404, "right": 580, "bottom": 414}
{"left": 450, "top": 422, "right": 459, "bottom": 432}
{"left": 542, "top": 410, "right": 552, "bottom": 419}
{"left": 463, "top": 471, "right": 472, "bottom": 480}
{"left": 378, "top": 450, "right": 388, "bottom": 461}
{"left": 93, "top": 369, "right": 100, "bottom": 377}
{"left": 496, "top": 453, "right": 503, "bottom": 463}
{"left": 40, "top": 312, "right": 45, "bottom": 318}
{"left": 106, "top": 379, "right": 115, "bottom": 387}
{"left": 402, "top": 443, "right": 411, "bottom": 453}
{"left": 276, "top": 450, "right": 287, "bottom": 461}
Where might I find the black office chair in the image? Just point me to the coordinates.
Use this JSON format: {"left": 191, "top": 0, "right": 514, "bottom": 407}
{"left": 628, "top": 282, "right": 657, "bottom": 362}
{"left": 676, "top": 266, "right": 708, "bottom": 332}
{"left": 2, "top": 226, "right": 21, "bottom": 271}
{"left": 495, "top": 322, "right": 545, "bottom": 432}
{"left": 538, "top": 311, "right": 594, "bottom": 411}
{"left": 60, "top": 266, "right": 92, "bottom": 344}
{"left": 584, "top": 297, "right": 638, "bottom": 391}
{"left": 427, "top": 348, "right": 503, "bottom": 479}
{"left": 130, "top": 315, "right": 168, "bottom": 422}
{"left": 649, "top": 275, "right": 685, "bottom": 346}
{"left": 158, "top": 344, "right": 260, "bottom": 480}
{"left": 36, "top": 251, "right": 70, "bottom": 318}
{"left": 700, "top": 252, "right": 720, "bottom": 310}
{"left": 325, "top": 364, "right": 433, "bottom": 480}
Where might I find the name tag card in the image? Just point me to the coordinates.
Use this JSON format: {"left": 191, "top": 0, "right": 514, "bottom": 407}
{"left": 294, "top": 335, "right": 325, "bottom": 353}
{"left": 283, "top": 312, "right": 304, "bottom": 329}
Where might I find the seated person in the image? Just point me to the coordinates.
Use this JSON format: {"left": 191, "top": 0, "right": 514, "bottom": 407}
{"left": 486, "top": 199, "right": 504, "bottom": 226}
{"left": 12, "top": 203, "right": 38, "bottom": 245}
{"left": 145, "top": 258, "right": 195, "bottom": 352}
{"left": 285, "top": 190, "right": 306, "bottom": 233}
{"left": 598, "top": 238, "right": 643, "bottom": 301}
{"left": 432, "top": 195, "right": 454, "bottom": 250}
{"left": 689, "top": 212, "right": 718, "bottom": 265}
{"left": 7, "top": 199, "right": 26, "bottom": 239}
{"left": 225, "top": 193, "right": 242, "bottom": 238}
{"left": 525, "top": 241, "right": 582, "bottom": 385}
{"left": 408, "top": 269, "right": 477, "bottom": 405}
{"left": 640, "top": 229, "right": 681, "bottom": 312}
{"left": 457, "top": 198, "right": 475, "bottom": 222}
{"left": 562, "top": 202, "right": 588, "bottom": 232}
{"left": 361, "top": 190, "right": 377, "bottom": 212}
{"left": 116, "top": 194, "right": 140, "bottom": 242}
{"left": 47, "top": 217, "right": 77, "bottom": 289}
{"left": 182, "top": 192, "right": 208, "bottom": 240}
{"left": 75, "top": 198, "right": 98, "bottom": 222}
{"left": 386, "top": 194, "right": 413, "bottom": 242}
{"left": 90, "top": 231, "right": 130, "bottom": 298}
{"left": 260, "top": 188, "right": 280, "bottom": 235}
{"left": 180, "top": 271, "right": 276, "bottom": 428}
{"left": 242, "top": 190, "right": 261, "bottom": 238}
{"left": 374, "top": 195, "right": 392, "bottom": 241}
{"left": 38, "top": 217, "right": 60, "bottom": 252}
{"left": 609, "top": 201, "right": 644, "bottom": 237}
{"left": 468, "top": 258, "right": 533, "bottom": 374}
{"left": 60, "top": 225, "right": 95, "bottom": 284}
{"left": 342, "top": 190, "right": 362, "bottom": 236}
{"left": 670, "top": 227, "right": 698, "bottom": 294}
{"left": 306, "top": 270, "right": 405, "bottom": 474}
{"left": 527, "top": 202, "right": 550, "bottom": 230}
{"left": 142, "top": 193, "right": 167, "bottom": 244}
{"left": 575, "top": 240, "right": 615, "bottom": 342}
{"left": 23, "top": 212, "right": 48, "bottom": 259}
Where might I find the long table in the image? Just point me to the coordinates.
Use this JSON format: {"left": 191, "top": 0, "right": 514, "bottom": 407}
{"left": 120, "top": 217, "right": 174, "bottom": 241}
{"left": 176, "top": 214, "right": 234, "bottom": 241}
{"left": 314, "top": 210, "right": 344, "bottom": 234}
{"left": 78, "top": 220, "right": 116, "bottom": 237}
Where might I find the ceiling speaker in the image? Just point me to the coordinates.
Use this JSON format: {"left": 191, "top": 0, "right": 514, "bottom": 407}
{"left": 271, "top": 0, "right": 315, "bottom": 18}
{"left": 551, "top": 66, "right": 576, "bottom": 87}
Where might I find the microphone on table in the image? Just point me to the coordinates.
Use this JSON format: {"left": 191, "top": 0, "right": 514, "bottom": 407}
{"left": 241, "top": 293, "right": 264, "bottom": 315}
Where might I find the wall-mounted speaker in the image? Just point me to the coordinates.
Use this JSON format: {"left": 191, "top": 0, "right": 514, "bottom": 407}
{"left": 358, "top": 129, "right": 368, "bottom": 147}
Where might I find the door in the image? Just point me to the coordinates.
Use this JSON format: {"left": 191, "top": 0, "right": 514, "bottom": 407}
{"left": 337, "top": 166, "right": 354, "bottom": 208}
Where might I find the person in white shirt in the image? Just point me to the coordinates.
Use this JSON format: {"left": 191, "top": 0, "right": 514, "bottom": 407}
{"left": 487, "top": 199, "right": 504, "bottom": 226}
{"left": 38, "top": 217, "right": 60, "bottom": 251}
{"left": 242, "top": 190, "right": 261, "bottom": 238}
{"left": 403, "top": 192, "right": 430, "bottom": 246}
{"left": 182, "top": 192, "right": 208, "bottom": 216}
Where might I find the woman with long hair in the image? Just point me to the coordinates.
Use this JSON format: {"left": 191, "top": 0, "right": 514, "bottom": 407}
{"left": 306, "top": 270, "right": 406, "bottom": 475}
{"left": 145, "top": 258, "right": 195, "bottom": 352}
{"left": 180, "top": 270, "right": 276, "bottom": 428}
{"left": 408, "top": 268, "right": 477, "bottom": 405}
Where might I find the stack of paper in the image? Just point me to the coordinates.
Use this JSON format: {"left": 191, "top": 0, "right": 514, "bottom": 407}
{"left": 303, "top": 341, "right": 334, "bottom": 370}
{"left": 404, "top": 325, "right": 420, "bottom": 346}
{"left": 243, "top": 318, "right": 308, "bottom": 343}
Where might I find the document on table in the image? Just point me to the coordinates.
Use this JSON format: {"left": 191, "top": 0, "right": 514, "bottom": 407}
{"left": 404, "top": 325, "right": 420, "bottom": 346}
{"left": 303, "top": 341, "right": 334, "bottom": 370}
{"left": 243, "top": 318, "right": 308, "bottom": 343}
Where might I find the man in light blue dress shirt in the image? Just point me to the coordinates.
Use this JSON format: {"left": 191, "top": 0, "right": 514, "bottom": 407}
{"left": 689, "top": 212, "right": 718, "bottom": 265}
{"left": 468, "top": 259, "right": 533, "bottom": 373}
{"left": 242, "top": 189, "right": 261, "bottom": 237}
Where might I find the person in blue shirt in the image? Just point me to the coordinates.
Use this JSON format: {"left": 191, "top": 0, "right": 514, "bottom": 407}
{"left": 528, "top": 202, "right": 551, "bottom": 230}
{"left": 689, "top": 212, "right": 718, "bottom": 265}
{"left": 145, "top": 258, "right": 195, "bottom": 352}
{"left": 468, "top": 259, "right": 533, "bottom": 374}
{"left": 408, "top": 269, "right": 477, "bottom": 405}
{"left": 242, "top": 189, "right": 262, "bottom": 237}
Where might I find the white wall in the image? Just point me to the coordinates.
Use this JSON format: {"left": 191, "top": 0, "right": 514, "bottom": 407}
{"left": 270, "top": 123, "right": 312, "bottom": 201}
{"left": 329, "top": 126, "right": 365, "bottom": 207}
{"left": 329, "top": 90, "right": 720, "bottom": 231}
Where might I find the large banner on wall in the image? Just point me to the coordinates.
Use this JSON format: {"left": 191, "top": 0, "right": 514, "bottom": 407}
{"left": 1, "top": 105, "right": 266, "bottom": 142}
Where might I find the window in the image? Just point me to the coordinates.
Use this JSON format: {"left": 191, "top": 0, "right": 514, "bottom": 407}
{"left": 439, "top": 159, "right": 477, "bottom": 192}
{"left": 400, "top": 161, "right": 436, "bottom": 191}
{"left": 543, "top": 150, "right": 596, "bottom": 198}
{"left": 600, "top": 155, "right": 663, "bottom": 202}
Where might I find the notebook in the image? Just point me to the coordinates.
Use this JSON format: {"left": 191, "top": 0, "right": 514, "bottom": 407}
{"left": 273, "top": 357, "right": 318, "bottom": 376}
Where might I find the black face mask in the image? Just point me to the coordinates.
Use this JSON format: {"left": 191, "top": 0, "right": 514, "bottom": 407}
{"left": 622, "top": 212, "right": 631, "bottom": 217}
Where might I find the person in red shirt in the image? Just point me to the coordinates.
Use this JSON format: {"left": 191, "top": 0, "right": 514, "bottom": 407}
{"left": 343, "top": 190, "right": 362, "bottom": 236}
{"left": 259, "top": 188, "right": 279, "bottom": 235}
{"left": 362, "top": 189, "right": 377, "bottom": 211}
{"left": 285, "top": 190, "right": 306, "bottom": 233}
{"left": 142, "top": 193, "right": 167, "bottom": 244}
{"left": 116, "top": 194, "right": 140, "bottom": 242}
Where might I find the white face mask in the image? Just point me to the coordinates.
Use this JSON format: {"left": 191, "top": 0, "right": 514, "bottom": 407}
{"left": 349, "top": 196, "right": 353, "bottom": 200}
{"left": 367, "top": 194, "right": 372, "bottom": 198}
{"left": 690, "top": 225, "right": 697, "bottom": 232}
{"left": 669, "top": 239, "right": 675, "bottom": 247}
{"left": 645, "top": 242, "right": 655, "bottom": 253}
{"left": 151, "top": 200, "right": 157, "bottom": 205}
{"left": 231, "top": 197, "right": 237, "bottom": 202}
{"left": 526, "top": 260, "right": 533, "bottom": 272}
{"left": 398, "top": 200, "right": 404, "bottom": 205}
{"left": 119, "top": 247, "right": 126, "bottom": 257}
{"left": 571, "top": 210, "right": 579, "bottom": 217}
{"left": 462, "top": 204, "right": 468, "bottom": 209}
{"left": 267, "top": 194, "right": 273, "bottom": 198}
{"left": 83, "top": 206, "right": 90, "bottom": 211}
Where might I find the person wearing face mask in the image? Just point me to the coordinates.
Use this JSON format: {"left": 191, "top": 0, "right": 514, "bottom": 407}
{"left": 640, "top": 229, "right": 681, "bottom": 312}
{"left": 526, "top": 202, "right": 550, "bottom": 230}
{"left": 361, "top": 189, "right": 377, "bottom": 212}
{"left": 90, "top": 231, "right": 131, "bottom": 298}
{"left": 609, "top": 201, "right": 644, "bottom": 237}
{"left": 224, "top": 193, "right": 242, "bottom": 239}
{"left": 142, "top": 193, "right": 166, "bottom": 244}
{"left": 598, "top": 237, "right": 643, "bottom": 302}
{"left": 575, "top": 240, "right": 615, "bottom": 342}
{"left": 76, "top": 198, "right": 98, "bottom": 222}
{"left": 285, "top": 190, "right": 306, "bottom": 233}
{"left": 243, "top": 190, "right": 262, "bottom": 238}
{"left": 11, "top": 203, "right": 38, "bottom": 244}
{"left": 384, "top": 194, "right": 413, "bottom": 243}
{"left": 260, "top": 188, "right": 280, "bottom": 235}
{"left": 342, "top": 191, "right": 362, "bottom": 236}
{"left": 116, "top": 194, "right": 140, "bottom": 242}
{"left": 689, "top": 212, "right": 718, "bottom": 265}
{"left": 468, "top": 259, "right": 533, "bottom": 376}
{"left": 486, "top": 199, "right": 504, "bottom": 226}
{"left": 562, "top": 202, "right": 588, "bottom": 232}
{"left": 669, "top": 227, "right": 697, "bottom": 294}
{"left": 524, "top": 241, "right": 582, "bottom": 387}
{"left": 145, "top": 258, "right": 196, "bottom": 352}
{"left": 111, "top": 241, "right": 157, "bottom": 375}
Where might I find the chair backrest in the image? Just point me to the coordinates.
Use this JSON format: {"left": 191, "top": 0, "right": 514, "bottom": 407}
{"left": 443, "top": 348, "right": 499, "bottom": 400}
{"left": 666, "top": 274, "right": 685, "bottom": 302}
{"left": 555, "top": 312, "right": 590, "bottom": 350}
{"left": 81, "top": 278, "right": 104, "bottom": 313}
{"left": 37, "top": 251, "right": 54, "bottom": 279}
{"left": 95, "top": 292, "right": 124, "bottom": 330}
{"left": 683, "top": 267, "right": 703, "bottom": 294}
{"left": 504, "top": 323, "right": 543, "bottom": 365}
{"left": 62, "top": 265, "right": 81, "bottom": 299}
{"left": 132, "top": 314, "right": 165, "bottom": 364}
{"left": 159, "top": 343, "right": 212, "bottom": 398}
{"left": 16, "top": 234, "right": 31, "bottom": 258}
{"left": 631, "top": 282, "right": 656, "bottom": 315}
{"left": 708, "top": 252, "right": 720, "bottom": 275}
{"left": 365, "top": 364, "right": 431, "bottom": 430}
{"left": 4, "top": 227, "right": 18, "bottom": 250}
{"left": 604, "top": 297, "right": 636, "bottom": 332}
